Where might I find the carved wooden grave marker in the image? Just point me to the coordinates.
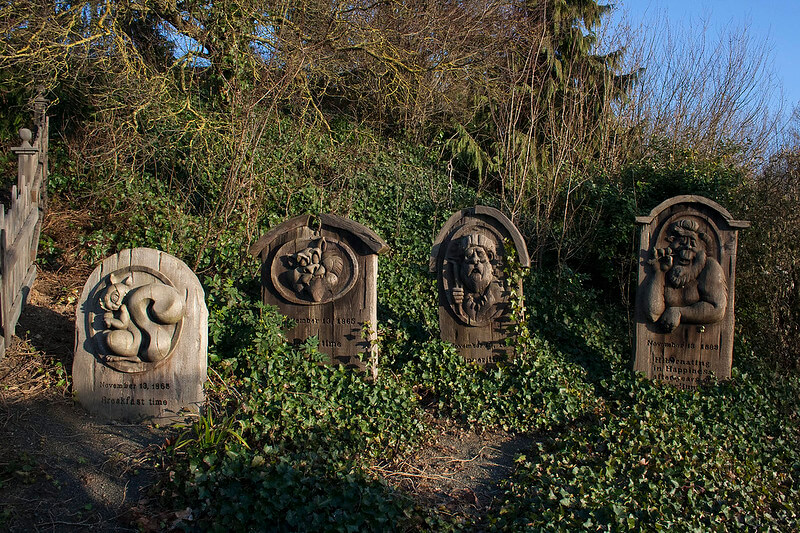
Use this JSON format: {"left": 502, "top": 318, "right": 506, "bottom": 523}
{"left": 250, "top": 214, "right": 389, "bottom": 370}
{"left": 431, "top": 206, "right": 530, "bottom": 363}
{"left": 74, "top": 248, "right": 208, "bottom": 421}
{"left": 634, "top": 196, "right": 749, "bottom": 389}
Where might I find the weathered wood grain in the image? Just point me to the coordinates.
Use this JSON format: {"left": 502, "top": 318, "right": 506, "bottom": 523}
{"left": 431, "top": 207, "right": 529, "bottom": 364}
{"left": 633, "top": 195, "right": 749, "bottom": 389}
{"left": 0, "top": 117, "right": 47, "bottom": 359}
{"left": 251, "top": 215, "right": 388, "bottom": 370}
{"left": 74, "top": 248, "right": 208, "bottom": 422}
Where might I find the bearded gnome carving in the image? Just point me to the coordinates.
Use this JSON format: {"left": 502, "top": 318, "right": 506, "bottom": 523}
{"left": 642, "top": 218, "right": 727, "bottom": 332}
{"left": 431, "top": 206, "right": 530, "bottom": 364}
{"left": 633, "top": 196, "right": 748, "bottom": 387}
{"left": 450, "top": 234, "right": 504, "bottom": 326}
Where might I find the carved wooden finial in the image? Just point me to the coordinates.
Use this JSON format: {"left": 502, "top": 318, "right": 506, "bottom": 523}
{"left": 19, "top": 128, "right": 32, "bottom": 147}
{"left": 11, "top": 128, "right": 37, "bottom": 156}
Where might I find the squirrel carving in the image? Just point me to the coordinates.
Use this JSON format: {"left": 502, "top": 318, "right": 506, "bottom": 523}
{"left": 99, "top": 272, "right": 185, "bottom": 363}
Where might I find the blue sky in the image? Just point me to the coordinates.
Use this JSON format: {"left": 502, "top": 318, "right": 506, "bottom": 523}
{"left": 608, "top": 0, "right": 800, "bottom": 116}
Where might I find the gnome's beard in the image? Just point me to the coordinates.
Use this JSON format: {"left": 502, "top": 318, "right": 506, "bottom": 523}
{"left": 667, "top": 251, "right": 706, "bottom": 289}
{"left": 462, "top": 264, "right": 493, "bottom": 295}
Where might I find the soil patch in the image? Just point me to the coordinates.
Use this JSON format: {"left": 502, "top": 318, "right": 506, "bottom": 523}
{"left": 0, "top": 386, "right": 167, "bottom": 532}
{"left": 0, "top": 255, "right": 175, "bottom": 532}
{"left": 376, "top": 417, "right": 534, "bottom": 521}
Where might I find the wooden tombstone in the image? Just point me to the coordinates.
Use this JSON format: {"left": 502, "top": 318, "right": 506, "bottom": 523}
{"left": 74, "top": 248, "right": 208, "bottom": 421}
{"left": 431, "top": 206, "right": 530, "bottom": 363}
{"left": 634, "top": 196, "right": 749, "bottom": 389}
{"left": 250, "top": 214, "right": 389, "bottom": 370}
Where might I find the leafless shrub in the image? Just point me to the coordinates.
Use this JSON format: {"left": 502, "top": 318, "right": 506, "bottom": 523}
{"left": 0, "top": 0, "right": 791, "bottom": 277}
{"left": 737, "top": 142, "right": 800, "bottom": 369}
{"left": 616, "top": 9, "right": 784, "bottom": 169}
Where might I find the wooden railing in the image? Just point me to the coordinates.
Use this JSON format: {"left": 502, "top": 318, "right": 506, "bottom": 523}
{"left": 0, "top": 95, "right": 48, "bottom": 358}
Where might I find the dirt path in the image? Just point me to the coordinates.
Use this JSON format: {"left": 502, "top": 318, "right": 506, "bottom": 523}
{"left": 0, "top": 390, "right": 166, "bottom": 532}
{"left": 0, "top": 242, "right": 531, "bottom": 530}
{"left": 0, "top": 268, "right": 175, "bottom": 532}
{"left": 376, "top": 418, "right": 533, "bottom": 522}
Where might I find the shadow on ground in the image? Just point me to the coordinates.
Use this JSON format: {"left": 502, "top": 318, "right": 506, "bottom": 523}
{"left": 0, "top": 392, "right": 170, "bottom": 532}
{"left": 0, "top": 267, "right": 176, "bottom": 532}
{"left": 377, "top": 418, "right": 535, "bottom": 519}
{"left": 15, "top": 302, "right": 75, "bottom": 368}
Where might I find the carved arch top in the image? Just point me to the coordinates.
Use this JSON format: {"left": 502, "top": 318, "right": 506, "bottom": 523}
{"left": 431, "top": 206, "right": 529, "bottom": 328}
{"left": 635, "top": 195, "right": 750, "bottom": 230}
{"left": 250, "top": 214, "right": 389, "bottom": 307}
{"left": 79, "top": 248, "right": 205, "bottom": 375}
{"left": 430, "top": 206, "right": 530, "bottom": 273}
{"left": 250, "top": 214, "right": 389, "bottom": 259}
{"left": 635, "top": 195, "right": 749, "bottom": 336}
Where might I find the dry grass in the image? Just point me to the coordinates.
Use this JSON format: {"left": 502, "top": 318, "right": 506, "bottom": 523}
{"left": 373, "top": 417, "right": 534, "bottom": 519}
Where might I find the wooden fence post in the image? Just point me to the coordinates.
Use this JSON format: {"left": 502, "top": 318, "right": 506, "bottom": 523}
{"left": 33, "top": 93, "right": 49, "bottom": 214}
{"left": 0, "top": 96, "right": 49, "bottom": 359}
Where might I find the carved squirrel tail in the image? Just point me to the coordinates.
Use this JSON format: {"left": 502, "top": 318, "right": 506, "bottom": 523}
{"left": 147, "top": 285, "right": 185, "bottom": 324}
{"left": 127, "top": 284, "right": 186, "bottom": 362}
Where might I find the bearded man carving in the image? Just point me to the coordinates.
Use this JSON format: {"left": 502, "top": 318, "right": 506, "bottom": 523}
{"left": 450, "top": 234, "right": 504, "bottom": 326}
{"left": 643, "top": 219, "right": 728, "bottom": 332}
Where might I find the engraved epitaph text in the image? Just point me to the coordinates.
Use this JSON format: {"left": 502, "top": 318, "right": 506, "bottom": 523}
{"left": 634, "top": 196, "right": 748, "bottom": 389}
{"left": 74, "top": 248, "right": 208, "bottom": 421}
{"left": 251, "top": 215, "right": 388, "bottom": 370}
{"left": 431, "top": 207, "right": 530, "bottom": 364}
